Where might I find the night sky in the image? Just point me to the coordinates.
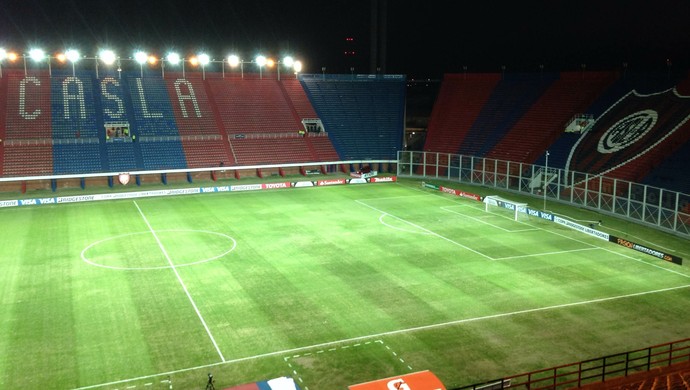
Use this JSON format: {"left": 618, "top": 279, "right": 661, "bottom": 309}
{"left": 2, "top": 0, "right": 689, "bottom": 79}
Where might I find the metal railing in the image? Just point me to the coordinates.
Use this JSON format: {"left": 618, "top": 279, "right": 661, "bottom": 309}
{"left": 397, "top": 151, "right": 690, "bottom": 237}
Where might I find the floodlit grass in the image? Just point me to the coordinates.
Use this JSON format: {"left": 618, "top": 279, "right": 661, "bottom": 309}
{"left": 0, "top": 178, "right": 689, "bottom": 390}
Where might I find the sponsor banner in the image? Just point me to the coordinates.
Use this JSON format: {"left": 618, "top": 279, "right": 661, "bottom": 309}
{"left": 553, "top": 216, "right": 610, "bottom": 241}
{"left": 422, "top": 182, "right": 439, "bottom": 190}
{"left": 317, "top": 179, "right": 347, "bottom": 186}
{"left": 350, "top": 170, "right": 378, "bottom": 179}
{"left": 230, "top": 184, "right": 262, "bottom": 192}
{"left": 610, "top": 235, "right": 683, "bottom": 265}
{"left": 349, "top": 178, "right": 368, "bottom": 184}
{"left": 440, "top": 186, "right": 482, "bottom": 201}
{"left": 494, "top": 199, "right": 528, "bottom": 214}
{"left": 293, "top": 181, "right": 315, "bottom": 188}
{"left": 200, "top": 186, "right": 229, "bottom": 193}
{"left": 526, "top": 207, "right": 555, "bottom": 221}
{"left": 0, "top": 199, "right": 20, "bottom": 208}
{"left": 370, "top": 176, "right": 397, "bottom": 183}
{"left": 349, "top": 370, "right": 446, "bottom": 390}
{"left": 262, "top": 181, "right": 291, "bottom": 190}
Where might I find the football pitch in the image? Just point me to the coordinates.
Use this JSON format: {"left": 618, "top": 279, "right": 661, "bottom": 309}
{"left": 1, "top": 178, "right": 689, "bottom": 389}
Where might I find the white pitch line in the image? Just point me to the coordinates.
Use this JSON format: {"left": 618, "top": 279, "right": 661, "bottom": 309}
{"left": 133, "top": 201, "right": 226, "bottom": 362}
{"left": 494, "top": 247, "right": 602, "bottom": 261}
{"left": 73, "top": 283, "right": 690, "bottom": 390}
{"left": 441, "top": 206, "right": 538, "bottom": 232}
{"left": 355, "top": 199, "right": 494, "bottom": 260}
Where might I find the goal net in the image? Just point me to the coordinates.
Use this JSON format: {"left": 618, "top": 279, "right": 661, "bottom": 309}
{"left": 483, "top": 195, "right": 528, "bottom": 221}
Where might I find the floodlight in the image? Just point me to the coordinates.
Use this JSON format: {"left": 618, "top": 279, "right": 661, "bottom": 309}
{"left": 189, "top": 57, "right": 199, "bottom": 66}
{"left": 198, "top": 53, "right": 210, "bottom": 66}
{"left": 65, "top": 49, "right": 80, "bottom": 63}
{"left": 227, "top": 54, "right": 240, "bottom": 67}
{"left": 266, "top": 58, "right": 275, "bottom": 68}
{"left": 29, "top": 48, "right": 46, "bottom": 61}
{"left": 99, "top": 50, "right": 116, "bottom": 65}
{"left": 147, "top": 55, "right": 157, "bottom": 65}
{"left": 55, "top": 53, "right": 67, "bottom": 62}
{"left": 134, "top": 51, "right": 148, "bottom": 64}
{"left": 0, "top": 48, "right": 6, "bottom": 61}
{"left": 255, "top": 55, "right": 266, "bottom": 67}
{"left": 166, "top": 52, "right": 180, "bottom": 65}
{"left": 293, "top": 60, "right": 303, "bottom": 73}
{"left": 282, "top": 56, "right": 294, "bottom": 67}
{"left": 7, "top": 52, "right": 18, "bottom": 61}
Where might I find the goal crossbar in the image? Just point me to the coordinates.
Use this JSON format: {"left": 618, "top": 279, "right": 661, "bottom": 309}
{"left": 483, "top": 195, "right": 528, "bottom": 221}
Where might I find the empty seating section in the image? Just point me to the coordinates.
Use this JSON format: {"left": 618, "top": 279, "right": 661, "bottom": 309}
{"left": 282, "top": 79, "right": 318, "bottom": 119}
{"left": 423, "top": 73, "right": 500, "bottom": 153}
{"left": 301, "top": 76, "right": 405, "bottom": 160}
{"left": 5, "top": 71, "right": 53, "bottom": 139}
{"left": 106, "top": 143, "right": 138, "bottom": 172}
{"left": 2, "top": 143, "right": 53, "bottom": 176}
{"left": 53, "top": 143, "right": 102, "bottom": 174}
{"left": 50, "top": 72, "right": 99, "bottom": 139}
{"left": 3, "top": 71, "right": 54, "bottom": 175}
{"left": 307, "top": 135, "right": 340, "bottom": 161}
{"left": 487, "top": 71, "right": 616, "bottom": 164}
{"left": 180, "top": 139, "right": 230, "bottom": 169}
{"left": 165, "top": 77, "right": 220, "bottom": 136}
{"left": 127, "top": 76, "right": 179, "bottom": 136}
{"left": 457, "top": 73, "right": 557, "bottom": 157}
{"left": 139, "top": 140, "right": 187, "bottom": 170}
{"left": 231, "top": 136, "right": 315, "bottom": 165}
{"left": 208, "top": 78, "right": 300, "bottom": 135}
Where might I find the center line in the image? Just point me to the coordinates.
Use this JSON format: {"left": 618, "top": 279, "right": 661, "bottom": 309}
{"left": 134, "top": 200, "right": 226, "bottom": 362}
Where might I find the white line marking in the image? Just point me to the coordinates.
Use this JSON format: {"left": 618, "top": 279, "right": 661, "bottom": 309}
{"left": 133, "top": 201, "right": 226, "bottom": 362}
{"left": 378, "top": 214, "right": 431, "bottom": 235}
{"left": 73, "top": 283, "right": 690, "bottom": 390}
{"left": 493, "top": 247, "right": 602, "bottom": 261}
{"left": 441, "top": 206, "right": 538, "bottom": 232}
{"left": 355, "top": 199, "right": 494, "bottom": 260}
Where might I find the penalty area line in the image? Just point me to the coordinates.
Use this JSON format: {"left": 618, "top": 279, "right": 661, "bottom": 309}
{"left": 72, "top": 283, "right": 690, "bottom": 390}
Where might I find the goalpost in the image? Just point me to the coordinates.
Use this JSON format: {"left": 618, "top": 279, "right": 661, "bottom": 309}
{"left": 483, "top": 195, "right": 528, "bottom": 221}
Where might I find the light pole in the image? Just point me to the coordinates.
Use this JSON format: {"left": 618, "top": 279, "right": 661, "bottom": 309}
{"left": 543, "top": 150, "right": 550, "bottom": 211}
{"left": 255, "top": 55, "right": 266, "bottom": 79}
{"left": 198, "top": 53, "right": 209, "bottom": 80}
{"left": 134, "top": 51, "right": 148, "bottom": 78}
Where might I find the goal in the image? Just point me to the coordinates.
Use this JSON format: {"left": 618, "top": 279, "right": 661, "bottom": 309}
{"left": 483, "top": 195, "right": 528, "bottom": 221}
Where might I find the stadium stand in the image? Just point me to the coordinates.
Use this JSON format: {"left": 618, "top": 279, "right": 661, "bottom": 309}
{"left": 2, "top": 71, "right": 54, "bottom": 176}
{"left": 486, "top": 71, "right": 616, "bottom": 164}
{"left": 456, "top": 72, "right": 558, "bottom": 157}
{"left": 423, "top": 73, "right": 501, "bottom": 154}
{"left": 300, "top": 74, "right": 405, "bottom": 160}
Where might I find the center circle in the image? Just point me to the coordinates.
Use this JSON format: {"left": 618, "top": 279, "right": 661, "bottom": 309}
{"left": 81, "top": 229, "right": 237, "bottom": 270}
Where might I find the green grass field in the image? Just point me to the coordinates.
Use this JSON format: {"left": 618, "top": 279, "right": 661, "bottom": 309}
{"left": 1, "top": 178, "right": 689, "bottom": 390}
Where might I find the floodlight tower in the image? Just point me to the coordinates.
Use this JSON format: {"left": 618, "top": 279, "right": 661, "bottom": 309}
{"left": 65, "top": 49, "right": 79, "bottom": 76}
{"left": 165, "top": 52, "right": 181, "bottom": 78}
{"left": 25, "top": 48, "right": 46, "bottom": 76}
{"left": 227, "top": 54, "right": 242, "bottom": 79}
{"left": 134, "top": 51, "right": 148, "bottom": 78}
{"left": 0, "top": 48, "right": 7, "bottom": 78}
{"left": 97, "top": 50, "right": 117, "bottom": 79}
{"left": 255, "top": 55, "right": 266, "bottom": 79}
{"left": 198, "top": 53, "right": 210, "bottom": 80}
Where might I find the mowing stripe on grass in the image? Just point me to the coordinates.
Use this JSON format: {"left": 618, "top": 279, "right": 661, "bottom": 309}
{"left": 355, "top": 199, "right": 494, "bottom": 260}
{"left": 72, "top": 283, "right": 690, "bottom": 390}
{"left": 133, "top": 200, "right": 226, "bottom": 362}
{"left": 440, "top": 206, "right": 538, "bottom": 233}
